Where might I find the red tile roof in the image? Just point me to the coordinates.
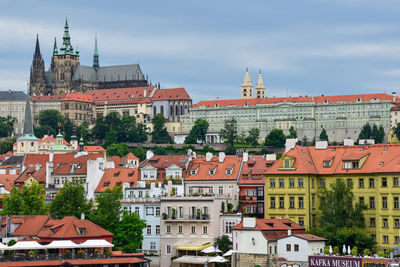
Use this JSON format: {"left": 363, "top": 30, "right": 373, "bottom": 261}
{"left": 239, "top": 155, "right": 270, "bottom": 185}
{"left": 151, "top": 88, "right": 191, "bottom": 101}
{"left": 62, "top": 92, "right": 93, "bottom": 103}
{"left": 391, "top": 104, "right": 400, "bottom": 111}
{"left": 141, "top": 155, "right": 188, "bottom": 169}
{"left": 89, "top": 86, "right": 155, "bottom": 104}
{"left": 194, "top": 93, "right": 398, "bottom": 108}
{"left": 84, "top": 146, "right": 105, "bottom": 152}
{"left": 126, "top": 153, "right": 139, "bottom": 160}
{"left": 39, "top": 135, "right": 70, "bottom": 146}
{"left": 0, "top": 171, "right": 20, "bottom": 191}
{"left": 185, "top": 155, "right": 242, "bottom": 181}
{"left": 12, "top": 216, "right": 52, "bottom": 236}
{"left": 291, "top": 234, "right": 327, "bottom": 241}
{"left": 95, "top": 168, "right": 140, "bottom": 193}
{"left": 37, "top": 216, "right": 113, "bottom": 240}
{"left": 31, "top": 95, "right": 63, "bottom": 101}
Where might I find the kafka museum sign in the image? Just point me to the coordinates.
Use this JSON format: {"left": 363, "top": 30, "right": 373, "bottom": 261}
{"left": 309, "top": 256, "right": 362, "bottom": 267}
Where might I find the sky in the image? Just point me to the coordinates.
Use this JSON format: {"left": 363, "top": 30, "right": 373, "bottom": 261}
{"left": 1, "top": 0, "right": 400, "bottom": 103}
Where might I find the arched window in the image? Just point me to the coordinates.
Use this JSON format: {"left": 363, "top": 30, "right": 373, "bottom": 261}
{"left": 180, "top": 104, "right": 183, "bottom": 115}
{"left": 175, "top": 105, "right": 179, "bottom": 116}
{"left": 161, "top": 106, "right": 164, "bottom": 116}
{"left": 170, "top": 105, "right": 173, "bottom": 116}
{"left": 153, "top": 106, "right": 157, "bottom": 116}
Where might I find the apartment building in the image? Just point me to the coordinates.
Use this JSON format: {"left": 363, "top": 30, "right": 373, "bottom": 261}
{"left": 265, "top": 142, "right": 400, "bottom": 248}
{"left": 0, "top": 90, "right": 28, "bottom": 135}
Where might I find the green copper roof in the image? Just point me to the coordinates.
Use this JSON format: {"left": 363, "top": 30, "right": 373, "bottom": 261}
{"left": 59, "top": 17, "right": 78, "bottom": 56}
{"left": 49, "top": 144, "right": 71, "bottom": 151}
{"left": 17, "top": 133, "right": 39, "bottom": 141}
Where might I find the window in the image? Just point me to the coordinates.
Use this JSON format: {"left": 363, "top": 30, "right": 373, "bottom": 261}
{"left": 299, "top": 217, "right": 304, "bottom": 226}
{"left": 298, "top": 178, "right": 304, "bottom": 188}
{"left": 135, "top": 207, "right": 140, "bottom": 215}
{"left": 320, "top": 179, "right": 326, "bottom": 187}
{"left": 270, "top": 197, "right": 276, "bottom": 208}
{"left": 294, "top": 244, "right": 299, "bottom": 252}
{"left": 395, "top": 197, "right": 399, "bottom": 209}
{"left": 146, "top": 225, "right": 151, "bottom": 235}
{"left": 369, "top": 178, "right": 375, "bottom": 188}
{"left": 394, "top": 177, "right": 399, "bottom": 187}
{"left": 289, "top": 197, "right": 295, "bottom": 208}
{"left": 270, "top": 178, "right": 275, "bottom": 188}
{"left": 383, "top": 235, "right": 389, "bottom": 244}
{"left": 312, "top": 196, "right": 315, "bottom": 209}
{"left": 382, "top": 197, "right": 388, "bottom": 209}
{"left": 359, "top": 178, "right": 364, "bottom": 188}
{"left": 257, "top": 187, "right": 264, "bottom": 197}
{"left": 370, "top": 218, "right": 376, "bottom": 227}
{"left": 179, "top": 207, "right": 184, "bottom": 218}
{"left": 382, "top": 177, "right": 387, "bottom": 187}
{"left": 146, "top": 207, "right": 154, "bottom": 215}
{"left": 370, "top": 197, "right": 375, "bottom": 209}
{"left": 396, "top": 236, "right": 400, "bottom": 244}
{"left": 371, "top": 234, "right": 376, "bottom": 242}
{"left": 395, "top": 219, "right": 400, "bottom": 228}
{"left": 284, "top": 160, "right": 290, "bottom": 168}
{"left": 166, "top": 225, "right": 171, "bottom": 234}
{"left": 359, "top": 197, "right": 364, "bottom": 205}
{"left": 150, "top": 242, "right": 156, "bottom": 250}
{"left": 298, "top": 197, "right": 304, "bottom": 208}
{"left": 178, "top": 225, "right": 183, "bottom": 234}
{"left": 286, "top": 244, "right": 291, "bottom": 251}
{"left": 166, "top": 245, "right": 171, "bottom": 255}
{"left": 279, "top": 197, "right": 285, "bottom": 208}
{"left": 156, "top": 207, "right": 160, "bottom": 216}
{"left": 79, "top": 228, "right": 85, "bottom": 235}
{"left": 203, "top": 226, "right": 208, "bottom": 234}
{"left": 383, "top": 218, "right": 388, "bottom": 228}
{"left": 156, "top": 225, "right": 160, "bottom": 235}
{"left": 191, "top": 226, "right": 196, "bottom": 234}
{"left": 225, "top": 221, "right": 235, "bottom": 233}
{"left": 347, "top": 178, "right": 352, "bottom": 187}
{"left": 209, "top": 169, "right": 215, "bottom": 175}
{"left": 344, "top": 162, "right": 351, "bottom": 169}
{"left": 279, "top": 179, "right": 284, "bottom": 188}
{"left": 311, "top": 178, "right": 314, "bottom": 188}
{"left": 289, "top": 178, "right": 295, "bottom": 188}
{"left": 218, "top": 186, "right": 223, "bottom": 195}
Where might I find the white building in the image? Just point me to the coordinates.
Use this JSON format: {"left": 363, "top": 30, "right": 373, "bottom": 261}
{"left": 277, "top": 234, "right": 326, "bottom": 261}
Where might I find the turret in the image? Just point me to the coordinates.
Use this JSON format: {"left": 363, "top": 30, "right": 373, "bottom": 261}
{"left": 241, "top": 67, "right": 253, "bottom": 99}
{"left": 93, "top": 34, "right": 99, "bottom": 71}
{"left": 255, "top": 70, "right": 265, "bottom": 99}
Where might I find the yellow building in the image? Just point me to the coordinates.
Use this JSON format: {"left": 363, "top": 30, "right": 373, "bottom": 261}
{"left": 265, "top": 143, "right": 400, "bottom": 249}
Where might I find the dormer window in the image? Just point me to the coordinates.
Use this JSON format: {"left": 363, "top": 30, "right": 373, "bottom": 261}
{"left": 323, "top": 161, "right": 331, "bottom": 168}
{"left": 324, "top": 99, "right": 329, "bottom": 104}
{"left": 226, "top": 168, "right": 233, "bottom": 175}
{"left": 191, "top": 169, "right": 198, "bottom": 175}
{"left": 79, "top": 228, "right": 85, "bottom": 235}
{"left": 357, "top": 97, "right": 362, "bottom": 102}
{"left": 284, "top": 160, "right": 290, "bottom": 168}
{"left": 104, "top": 182, "right": 110, "bottom": 187}
{"left": 209, "top": 168, "right": 216, "bottom": 175}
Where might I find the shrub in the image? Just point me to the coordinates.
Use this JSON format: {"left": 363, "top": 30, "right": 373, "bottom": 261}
{"left": 324, "top": 246, "right": 330, "bottom": 254}
{"left": 333, "top": 246, "right": 339, "bottom": 255}
{"left": 363, "top": 248, "right": 371, "bottom": 256}
{"left": 227, "top": 203, "right": 233, "bottom": 213}
{"left": 221, "top": 202, "right": 225, "bottom": 212}
{"left": 351, "top": 246, "right": 358, "bottom": 256}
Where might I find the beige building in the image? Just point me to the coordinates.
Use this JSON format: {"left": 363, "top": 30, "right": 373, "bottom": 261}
{"left": 241, "top": 68, "right": 265, "bottom": 99}
{"left": 31, "top": 95, "right": 62, "bottom": 121}
{"left": 61, "top": 92, "right": 94, "bottom": 124}
{"left": 0, "top": 90, "right": 28, "bottom": 135}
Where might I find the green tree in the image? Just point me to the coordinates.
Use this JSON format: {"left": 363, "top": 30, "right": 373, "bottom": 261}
{"left": 246, "top": 128, "right": 260, "bottom": 146}
{"left": 153, "top": 146, "right": 166, "bottom": 155}
{"left": 0, "top": 138, "right": 15, "bottom": 154}
{"left": 37, "top": 110, "right": 64, "bottom": 131}
{"left": 358, "top": 123, "right": 371, "bottom": 140}
{"left": 301, "top": 135, "right": 309, "bottom": 146}
{"left": 224, "top": 145, "right": 236, "bottom": 155}
{"left": 77, "top": 121, "right": 90, "bottom": 144}
{"left": 120, "top": 116, "right": 136, "bottom": 142}
{"left": 151, "top": 114, "right": 172, "bottom": 144}
{"left": 50, "top": 181, "right": 92, "bottom": 219}
{"left": 34, "top": 125, "right": 57, "bottom": 138}
{"left": 319, "top": 128, "right": 329, "bottom": 142}
{"left": 319, "top": 179, "right": 367, "bottom": 233}
{"left": 372, "top": 125, "right": 385, "bottom": 144}
{"left": 106, "top": 143, "right": 130, "bottom": 157}
{"left": 90, "top": 187, "right": 123, "bottom": 233}
{"left": 219, "top": 118, "right": 238, "bottom": 147}
{"left": 104, "top": 112, "right": 122, "bottom": 131}
{"left": 92, "top": 117, "right": 108, "bottom": 142}
{"left": 393, "top": 123, "right": 400, "bottom": 141}
{"left": 187, "top": 118, "right": 209, "bottom": 144}
{"left": 104, "top": 128, "right": 118, "bottom": 148}
{"left": 62, "top": 117, "right": 74, "bottom": 142}
{"left": 265, "top": 129, "right": 286, "bottom": 148}
{"left": 134, "top": 147, "right": 146, "bottom": 161}
{"left": 2, "top": 180, "right": 48, "bottom": 215}
{"left": 215, "top": 235, "right": 232, "bottom": 253}
{"left": 0, "top": 116, "right": 16, "bottom": 137}
{"left": 135, "top": 123, "right": 149, "bottom": 143}
{"left": 184, "top": 133, "right": 197, "bottom": 144}
{"left": 287, "top": 126, "right": 297, "bottom": 139}
{"left": 113, "top": 212, "right": 146, "bottom": 253}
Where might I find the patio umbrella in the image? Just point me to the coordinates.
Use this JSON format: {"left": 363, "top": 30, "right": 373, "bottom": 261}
{"left": 347, "top": 246, "right": 351, "bottom": 255}
{"left": 223, "top": 250, "right": 234, "bottom": 257}
{"left": 208, "top": 256, "right": 228, "bottom": 263}
{"left": 201, "top": 245, "right": 222, "bottom": 254}
{"left": 329, "top": 246, "right": 333, "bottom": 254}
{"left": 343, "top": 245, "right": 346, "bottom": 254}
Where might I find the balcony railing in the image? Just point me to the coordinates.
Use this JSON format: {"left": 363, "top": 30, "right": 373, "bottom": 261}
{"left": 122, "top": 197, "right": 160, "bottom": 203}
{"left": 163, "top": 214, "right": 210, "bottom": 221}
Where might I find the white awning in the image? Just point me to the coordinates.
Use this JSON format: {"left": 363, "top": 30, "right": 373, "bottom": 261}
{"left": 6, "top": 241, "right": 45, "bottom": 250}
{"left": 223, "top": 249, "right": 234, "bottom": 257}
{"left": 172, "top": 255, "right": 208, "bottom": 264}
{"left": 45, "top": 240, "right": 80, "bottom": 249}
{"left": 0, "top": 243, "right": 8, "bottom": 250}
{"left": 78, "top": 239, "right": 114, "bottom": 248}
{"left": 201, "top": 245, "right": 222, "bottom": 254}
{"left": 208, "top": 256, "right": 229, "bottom": 263}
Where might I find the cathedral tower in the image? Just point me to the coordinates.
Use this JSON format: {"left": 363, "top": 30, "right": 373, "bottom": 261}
{"left": 255, "top": 70, "right": 265, "bottom": 98}
{"left": 29, "top": 35, "right": 47, "bottom": 96}
{"left": 241, "top": 68, "right": 253, "bottom": 99}
{"left": 93, "top": 34, "right": 99, "bottom": 71}
{"left": 51, "top": 18, "right": 80, "bottom": 95}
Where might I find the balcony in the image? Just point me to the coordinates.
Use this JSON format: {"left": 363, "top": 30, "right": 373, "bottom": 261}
{"left": 239, "top": 196, "right": 257, "bottom": 202}
{"left": 122, "top": 197, "right": 160, "bottom": 203}
{"left": 162, "top": 213, "right": 210, "bottom": 221}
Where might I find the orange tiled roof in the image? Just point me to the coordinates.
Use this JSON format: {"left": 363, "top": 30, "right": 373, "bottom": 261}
{"left": 239, "top": 155, "right": 271, "bottom": 185}
{"left": 233, "top": 218, "right": 304, "bottom": 231}
{"left": 0, "top": 171, "right": 19, "bottom": 191}
{"left": 126, "top": 152, "right": 139, "bottom": 160}
{"left": 194, "top": 93, "right": 398, "bottom": 108}
{"left": 185, "top": 155, "right": 242, "bottom": 181}
{"left": 11, "top": 216, "right": 52, "bottom": 236}
{"left": 391, "top": 104, "right": 400, "bottom": 111}
{"left": 95, "top": 168, "right": 140, "bottom": 193}
{"left": 291, "top": 233, "right": 327, "bottom": 241}
{"left": 141, "top": 155, "right": 187, "bottom": 169}
{"left": 89, "top": 86, "right": 155, "bottom": 104}
{"left": 269, "top": 143, "right": 400, "bottom": 175}
{"left": 61, "top": 92, "right": 93, "bottom": 103}
{"left": 31, "top": 95, "right": 63, "bottom": 101}
{"left": 37, "top": 216, "right": 113, "bottom": 239}
{"left": 151, "top": 88, "right": 191, "bottom": 101}
{"left": 84, "top": 146, "right": 105, "bottom": 152}
{"left": 39, "top": 135, "right": 71, "bottom": 146}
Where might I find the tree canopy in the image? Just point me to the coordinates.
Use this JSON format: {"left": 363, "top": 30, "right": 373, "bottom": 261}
{"left": 50, "top": 181, "right": 92, "bottom": 219}
{"left": 1, "top": 180, "right": 48, "bottom": 215}
{"left": 215, "top": 235, "right": 232, "bottom": 253}
{"left": 34, "top": 110, "right": 73, "bottom": 141}
{"left": 246, "top": 128, "right": 260, "bottom": 146}
{"left": 151, "top": 114, "right": 172, "bottom": 144}
{"left": 0, "top": 116, "right": 16, "bottom": 137}
{"left": 113, "top": 212, "right": 146, "bottom": 253}
{"left": 219, "top": 118, "right": 238, "bottom": 147}
{"left": 319, "top": 128, "right": 329, "bottom": 142}
{"left": 106, "top": 143, "right": 131, "bottom": 157}
{"left": 287, "top": 126, "right": 297, "bottom": 139}
{"left": 358, "top": 123, "right": 385, "bottom": 144}
{"left": 185, "top": 118, "right": 209, "bottom": 144}
{"left": 0, "top": 138, "right": 15, "bottom": 154}
{"left": 265, "top": 129, "right": 286, "bottom": 148}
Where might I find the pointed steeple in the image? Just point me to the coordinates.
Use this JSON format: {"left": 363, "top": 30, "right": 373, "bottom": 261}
{"left": 255, "top": 70, "right": 266, "bottom": 99}
{"left": 93, "top": 33, "right": 99, "bottom": 71}
{"left": 23, "top": 97, "right": 34, "bottom": 135}
{"left": 34, "top": 34, "right": 41, "bottom": 58}
{"left": 53, "top": 37, "right": 58, "bottom": 55}
{"left": 241, "top": 67, "right": 253, "bottom": 99}
{"left": 60, "top": 17, "right": 73, "bottom": 55}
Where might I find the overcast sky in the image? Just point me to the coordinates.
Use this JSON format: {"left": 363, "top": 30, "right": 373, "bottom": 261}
{"left": 1, "top": 0, "right": 400, "bottom": 102}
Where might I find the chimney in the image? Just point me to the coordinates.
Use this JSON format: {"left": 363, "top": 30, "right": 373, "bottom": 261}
{"left": 146, "top": 150, "right": 154, "bottom": 160}
{"left": 167, "top": 181, "right": 172, "bottom": 196}
{"left": 243, "top": 152, "right": 248, "bottom": 162}
{"left": 285, "top": 138, "right": 298, "bottom": 152}
{"left": 49, "top": 151, "right": 54, "bottom": 162}
{"left": 143, "top": 89, "right": 147, "bottom": 97}
{"left": 218, "top": 152, "right": 225, "bottom": 163}
{"left": 288, "top": 229, "right": 292, "bottom": 236}
{"left": 35, "top": 163, "right": 41, "bottom": 171}
{"left": 393, "top": 91, "right": 397, "bottom": 102}
{"left": 315, "top": 141, "right": 328, "bottom": 150}
{"left": 206, "top": 152, "right": 213, "bottom": 162}
{"left": 81, "top": 213, "right": 85, "bottom": 220}
{"left": 243, "top": 217, "right": 256, "bottom": 228}
{"left": 343, "top": 139, "right": 354, "bottom": 146}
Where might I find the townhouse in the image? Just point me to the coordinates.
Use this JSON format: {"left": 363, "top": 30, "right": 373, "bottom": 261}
{"left": 265, "top": 142, "right": 400, "bottom": 248}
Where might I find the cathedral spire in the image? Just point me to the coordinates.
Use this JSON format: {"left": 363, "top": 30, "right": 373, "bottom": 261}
{"left": 34, "top": 34, "right": 41, "bottom": 58}
{"left": 22, "top": 97, "right": 34, "bottom": 136}
{"left": 53, "top": 37, "right": 58, "bottom": 55}
{"left": 60, "top": 17, "right": 73, "bottom": 55}
{"left": 93, "top": 33, "right": 99, "bottom": 71}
